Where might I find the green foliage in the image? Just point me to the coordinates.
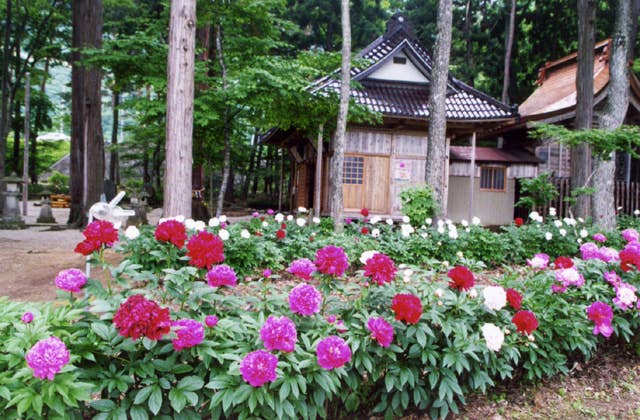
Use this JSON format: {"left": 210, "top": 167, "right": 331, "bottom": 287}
{"left": 514, "top": 172, "right": 558, "bottom": 210}
{"left": 400, "top": 186, "right": 439, "bottom": 227}
{"left": 46, "top": 171, "right": 70, "bottom": 194}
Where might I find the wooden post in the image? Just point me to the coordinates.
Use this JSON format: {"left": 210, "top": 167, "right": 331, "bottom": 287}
{"left": 314, "top": 124, "right": 324, "bottom": 218}
{"left": 22, "top": 73, "right": 29, "bottom": 216}
{"left": 442, "top": 136, "right": 451, "bottom": 217}
{"left": 278, "top": 149, "right": 284, "bottom": 211}
{"left": 468, "top": 131, "right": 476, "bottom": 222}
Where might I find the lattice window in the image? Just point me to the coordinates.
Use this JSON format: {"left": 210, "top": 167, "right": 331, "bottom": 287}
{"left": 343, "top": 156, "right": 364, "bottom": 185}
{"left": 480, "top": 166, "right": 506, "bottom": 191}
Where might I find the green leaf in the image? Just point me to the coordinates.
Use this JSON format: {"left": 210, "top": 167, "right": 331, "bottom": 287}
{"left": 177, "top": 376, "right": 204, "bottom": 392}
{"left": 91, "top": 399, "right": 116, "bottom": 412}
{"left": 91, "top": 322, "right": 112, "bottom": 340}
{"left": 169, "top": 388, "right": 186, "bottom": 413}
{"left": 148, "top": 387, "right": 163, "bottom": 415}
{"left": 129, "top": 406, "right": 149, "bottom": 420}
{"left": 134, "top": 386, "right": 154, "bottom": 405}
{"left": 279, "top": 380, "right": 290, "bottom": 402}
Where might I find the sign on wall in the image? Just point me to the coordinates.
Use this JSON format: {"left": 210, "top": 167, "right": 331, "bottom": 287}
{"left": 394, "top": 160, "right": 412, "bottom": 181}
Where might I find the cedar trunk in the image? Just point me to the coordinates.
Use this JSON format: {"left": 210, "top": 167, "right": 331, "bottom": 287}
{"left": 69, "top": 0, "right": 104, "bottom": 227}
{"left": 426, "top": 0, "right": 453, "bottom": 214}
{"left": 214, "top": 23, "right": 231, "bottom": 217}
{"left": 109, "top": 90, "right": 120, "bottom": 185}
{"left": 0, "top": 0, "right": 11, "bottom": 214}
{"left": 501, "top": 0, "right": 516, "bottom": 103}
{"left": 593, "top": 0, "right": 633, "bottom": 230}
{"left": 163, "top": 0, "right": 196, "bottom": 218}
{"left": 329, "top": 0, "right": 351, "bottom": 232}
{"left": 572, "top": 0, "right": 596, "bottom": 219}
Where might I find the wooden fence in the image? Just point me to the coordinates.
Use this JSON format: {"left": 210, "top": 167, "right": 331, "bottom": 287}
{"left": 537, "top": 178, "right": 640, "bottom": 219}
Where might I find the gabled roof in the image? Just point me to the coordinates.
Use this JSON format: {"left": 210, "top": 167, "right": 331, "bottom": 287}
{"left": 450, "top": 146, "right": 541, "bottom": 164}
{"left": 312, "top": 14, "right": 516, "bottom": 122}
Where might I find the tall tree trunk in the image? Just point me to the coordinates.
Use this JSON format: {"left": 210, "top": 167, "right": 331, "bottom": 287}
{"left": 11, "top": 101, "right": 20, "bottom": 173}
{"left": 251, "top": 144, "right": 263, "bottom": 196}
{"left": 464, "top": 0, "right": 474, "bottom": 83}
{"left": 593, "top": 0, "right": 633, "bottom": 230}
{"left": 163, "top": 0, "right": 196, "bottom": 218}
{"left": 69, "top": 0, "right": 104, "bottom": 227}
{"left": 0, "top": 0, "right": 12, "bottom": 208}
{"left": 242, "top": 131, "right": 258, "bottom": 202}
{"left": 109, "top": 90, "right": 120, "bottom": 184}
{"left": 426, "top": 0, "right": 453, "bottom": 214}
{"left": 501, "top": 0, "right": 516, "bottom": 103}
{"left": 214, "top": 23, "right": 231, "bottom": 217}
{"left": 329, "top": 0, "right": 351, "bottom": 232}
{"left": 573, "top": 0, "right": 596, "bottom": 219}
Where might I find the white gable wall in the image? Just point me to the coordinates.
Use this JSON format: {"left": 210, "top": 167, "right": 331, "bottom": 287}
{"left": 367, "top": 53, "right": 428, "bottom": 83}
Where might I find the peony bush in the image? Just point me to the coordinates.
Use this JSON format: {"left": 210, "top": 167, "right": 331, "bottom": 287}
{"left": 1, "top": 211, "right": 640, "bottom": 419}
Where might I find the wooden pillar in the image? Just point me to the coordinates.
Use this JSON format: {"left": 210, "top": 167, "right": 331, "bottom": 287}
{"left": 314, "top": 125, "right": 324, "bottom": 217}
{"left": 468, "top": 131, "right": 476, "bottom": 222}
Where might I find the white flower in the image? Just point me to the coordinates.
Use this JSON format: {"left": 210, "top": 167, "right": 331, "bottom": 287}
{"left": 240, "top": 229, "right": 250, "bottom": 239}
{"left": 312, "top": 217, "right": 320, "bottom": 224}
{"left": 194, "top": 220, "right": 206, "bottom": 231}
{"left": 218, "top": 229, "right": 230, "bottom": 241}
{"left": 208, "top": 217, "right": 220, "bottom": 227}
{"left": 461, "top": 219, "right": 469, "bottom": 227}
{"left": 529, "top": 211, "right": 539, "bottom": 220}
{"left": 559, "top": 228, "right": 567, "bottom": 237}
{"left": 174, "top": 215, "right": 185, "bottom": 223}
{"left": 578, "top": 217, "right": 585, "bottom": 223}
{"left": 578, "top": 238, "right": 583, "bottom": 243}
{"left": 219, "top": 215, "right": 227, "bottom": 223}
{"left": 545, "top": 232, "right": 553, "bottom": 241}
{"left": 481, "top": 323, "right": 505, "bottom": 352}
{"left": 468, "top": 288, "right": 478, "bottom": 299}
{"left": 437, "top": 219, "right": 445, "bottom": 228}
{"left": 185, "top": 218, "right": 196, "bottom": 230}
{"left": 370, "top": 215, "right": 381, "bottom": 224}
{"left": 483, "top": 286, "right": 507, "bottom": 311}
{"left": 563, "top": 217, "right": 576, "bottom": 226}
{"left": 359, "top": 250, "right": 378, "bottom": 265}
{"left": 124, "top": 225, "right": 140, "bottom": 240}
{"left": 554, "top": 220, "right": 563, "bottom": 228}
{"left": 158, "top": 217, "right": 167, "bottom": 225}
{"left": 262, "top": 221, "right": 269, "bottom": 228}
{"left": 402, "top": 216, "right": 410, "bottom": 224}
{"left": 420, "top": 232, "right": 428, "bottom": 239}
{"left": 634, "top": 209, "right": 640, "bottom": 216}
{"left": 296, "top": 218, "right": 306, "bottom": 227}
{"left": 298, "top": 206, "right": 307, "bottom": 213}
{"left": 275, "top": 213, "right": 284, "bottom": 223}
{"left": 471, "top": 216, "right": 481, "bottom": 226}
{"left": 456, "top": 251, "right": 464, "bottom": 259}
{"left": 401, "top": 224, "right": 415, "bottom": 238}
{"left": 425, "top": 217, "right": 432, "bottom": 225}
{"left": 286, "top": 215, "right": 294, "bottom": 221}
{"left": 437, "top": 226, "right": 445, "bottom": 234}
{"left": 371, "top": 228, "right": 380, "bottom": 238}
{"left": 536, "top": 215, "right": 544, "bottom": 223}
{"left": 618, "top": 287, "right": 637, "bottom": 307}
{"left": 403, "top": 268, "right": 413, "bottom": 278}
{"left": 441, "top": 260, "right": 449, "bottom": 267}
{"left": 579, "top": 229, "right": 588, "bottom": 238}
{"left": 448, "top": 229, "right": 458, "bottom": 240}
{"left": 549, "top": 207, "right": 556, "bottom": 216}
{"left": 434, "top": 288, "right": 444, "bottom": 298}
{"left": 386, "top": 218, "right": 394, "bottom": 225}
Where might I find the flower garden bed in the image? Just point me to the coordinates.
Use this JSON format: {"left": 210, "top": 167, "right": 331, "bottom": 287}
{"left": 1, "top": 210, "right": 640, "bottom": 419}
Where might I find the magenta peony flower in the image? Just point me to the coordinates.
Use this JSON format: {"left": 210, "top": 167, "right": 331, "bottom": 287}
{"left": 25, "top": 336, "right": 70, "bottom": 380}
{"left": 622, "top": 228, "right": 639, "bottom": 243}
{"left": 604, "top": 270, "right": 622, "bottom": 288}
{"left": 363, "top": 253, "right": 397, "bottom": 285}
{"left": 366, "top": 317, "right": 394, "bottom": 347}
{"left": 240, "top": 350, "right": 278, "bottom": 387}
{"left": 554, "top": 267, "right": 584, "bottom": 288}
{"left": 314, "top": 245, "right": 349, "bottom": 277}
{"left": 288, "top": 284, "right": 322, "bottom": 316}
{"left": 587, "top": 301, "right": 613, "bottom": 338}
{"left": 260, "top": 316, "right": 297, "bottom": 353}
{"left": 527, "top": 253, "right": 549, "bottom": 269}
{"left": 593, "top": 233, "right": 607, "bottom": 243}
{"left": 263, "top": 268, "right": 272, "bottom": 278}
{"left": 21, "top": 312, "right": 34, "bottom": 324}
{"left": 171, "top": 319, "right": 204, "bottom": 351}
{"left": 205, "top": 315, "right": 219, "bottom": 328}
{"left": 54, "top": 268, "right": 87, "bottom": 293}
{"left": 186, "top": 231, "right": 225, "bottom": 269}
{"left": 316, "top": 335, "right": 351, "bottom": 369}
{"left": 580, "top": 242, "right": 600, "bottom": 260}
{"left": 286, "top": 258, "right": 317, "bottom": 280}
{"left": 597, "top": 247, "right": 619, "bottom": 263}
{"left": 206, "top": 264, "right": 237, "bottom": 288}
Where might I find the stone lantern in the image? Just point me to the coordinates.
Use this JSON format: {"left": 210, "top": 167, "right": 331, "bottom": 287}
{"left": 36, "top": 188, "right": 56, "bottom": 224}
{"left": 1, "top": 172, "right": 25, "bottom": 227}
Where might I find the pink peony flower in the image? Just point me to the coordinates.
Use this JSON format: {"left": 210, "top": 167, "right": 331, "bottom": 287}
{"left": 260, "top": 316, "right": 297, "bottom": 353}
{"left": 263, "top": 269, "right": 272, "bottom": 278}
{"left": 186, "top": 231, "right": 225, "bottom": 269}
{"left": 206, "top": 264, "right": 237, "bottom": 288}
{"left": 240, "top": 350, "right": 278, "bottom": 387}
{"left": 527, "top": 253, "right": 549, "bottom": 269}
{"left": 587, "top": 301, "right": 613, "bottom": 338}
{"left": 21, "top": 312, "right": 34, "bottom": 324}
{"left": 554, "top": 267, "right": 584, "bottom": 288}
{"left": 363, "top": 253, "right": 397, "bottom": 285}
{"left": 604, "top": 271, "right": 622, "bottom": 288}
{"left": 315, "top": 245, "right": 349, "bottom": 277}
{"left": 54, "top": 268, "right": 87, "bottom": 293}
{"left": 287, "top": 258, "right": 317, "bottom": 280}
{"left": 316, "top": 335, "right": 351, "bottom": 370}
{"left": 288, "top": 284, "right": 322, "bottom": 316}
{"left": 171, "top": 319, "right": 204, "bottom": 351}
{"left": 366, "top": 317, "right": 394, "bottom": 347}
{"left": 622, "top": 228, "right": 639, "bottom": 243}
{"left": 613, "top": 283, "right": 637, "bottom": 311}
{"left": 580, "top": 242, "right": 600, "bottom": 260}
{"left": 113, "top": 295, "right": 171, "bottom": 340}
{"left": 597, "top": 247, "right": 619, "bottom": 263}
{"left": 205, "top": 315, "right": 219, "bottom": 328}
{"left": 25, "top": 336, "right": 70, "bottom": 380}
{"left": 593, "top": 233, "right": 607, "bottom": 243}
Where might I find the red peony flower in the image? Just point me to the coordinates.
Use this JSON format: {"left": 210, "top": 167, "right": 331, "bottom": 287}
{"left": 276, "top": 229, "right": 286, "bottom": 240}
{"left": 361, "top": 227, "right": 369, "bottom": 235}
{"left": 512, "top": 310, "right": 539, "bottom": 335}
{"left": 363, "top": 252, "right": 397, "bottom": 285}
{"left": 554, "top": 256, "right": 574, "bottom": 269}
{"left": 280, "top": 223, "right": 287, "bottom": 230}
{"left": 83, "top": 220, "right": 119, "bottom": 246}
{"left": 360, "top": 208, "right": 369, "bottom": 217}
{"left": 391, "top": 293, "right": 422, "bottom": 324}
{"left": 447, "top": 266, "right": 475, "bottom": 291}
{"left": 155, "top": 220, "right": 187, "bottom": 248}
{"left": 506, "top": 288, "right": 523, "bottom": 310}
{"left": 514, "top": 217, "right": 524, "bottom": 227}
{"left": 315, "top": 245, "right": 349, "bottom": 277}
{"left": 186, "top": 231, "right": 225, "bottom": 269}
{"left": 74, "top": 239, "right": 100, "bottom": 256}
{"left": 113, "top": 295, "right": 171, "bottom": 340}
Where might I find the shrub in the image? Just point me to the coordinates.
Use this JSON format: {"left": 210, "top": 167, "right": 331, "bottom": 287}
{"left": 400, "top": 186, "right": 438, "bottom": 226}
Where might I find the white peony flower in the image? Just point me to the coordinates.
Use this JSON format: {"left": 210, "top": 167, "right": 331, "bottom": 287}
{"left": 554, "top": 220, "right": 563, "bottom": 228}
{"left": 386, "top": 218, "right": 394, "bottom": 225}
{"left": 471, "top": 216, "right": 481, "bottom": 226}
{"left": 286, "top": 215, "right": 294, "bottom": 221}
{"left": 441, "top": 260, "right": 449, "bottom": 268}
{"left": 579, "top": 229, "right": 588, "bottom": 238}
{"left": 635, "top": 209, "right": 640, "bottom": 216}
{"left": 219, "top": 215, "right": 227, "bottom": 223}
{"left": 401, "top": 224, "right": 415, "bottom": 238}
{"left": 437, "top": 219, "right": 445, "bottom": 228}
{"left": 529, "top": 211, "right": 539, "bottom": 220}
{"left": 275, "top": 213, "right": 284, "bottom": 223}
{"left": 240, "top": 229, "right": 250, "bottom": 239}
{"left": 370, "top": 215, "right": 381, "bottom": 224}
{"left": 208, "top": 217, "right": 220, "bottom": 227}
{"left": 218, "top": 229, "right": 230, "bottom": 241}
{"left": 559, "top": 228, "right": 567, "bottom": 237}
{"left": 262, "top": 221, "right": 269, "bottom": 228}
{"left": 437, "top": 226, "right": 445, "bottom": 234}
{"left": 359, "top": 250, "right": 378, "bottom": 265}
{"left": 545, "top": 232, "right": 553, "bottom": 241}
{"left": 481, "top": 323, "right": 505, "bottom": 352}
{"left": 402, "top": 216, "right": 410, "bottom": 224}
{"left": 194, "top": 221, "right": 206, "bottom": 231}
{"left": 420, "top": 232, "right": 428, "bottom": 239}
{"left": 371, "top": 228, "right": 380, "bottom": 238}
{"left": 456, "top": 251, "right": 464, "bottom": 259}
{"left": 312, "top": 217, "right": 320, "bottom": 224}
{"left": 483, "top": 286, "right": 507, "bottom": 311}
{"left": 174, "top": 215, "right": 185, "bottom": 223}
{"left": 296, "top": 218, "right": 306, "bottom": 227}
{"left": 184, "top": 218, "right": 196, "bottom": 230}
{"left": 425, "top": 217, "right": 433, "bottom": 225}
{"left": 563, "top": 217, "right": 576, "bottom": 226}
{"left": 448, "top": 229, "right": 458, "bottom": 240}
{"left": 298, "top": 206, "right": 308, "bottom": 213}
{"left": 461, "top": 219, "right": 469, "bottom": 227}
{"left": 549, "top": 207, "right": 556, "bottom": 216}
{"left": 124, "top": 225, "right": 140, "bottom": 240}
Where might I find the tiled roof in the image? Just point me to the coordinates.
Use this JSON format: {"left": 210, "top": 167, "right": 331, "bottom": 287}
{"left": 312, "top": 15, "right": 515, "bottom": 121}
{"left": 450, "top": 146, "right": 541, "bottom": 164}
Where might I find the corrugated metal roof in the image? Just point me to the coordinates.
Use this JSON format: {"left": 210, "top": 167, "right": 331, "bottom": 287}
{"left": 450, "top": 146, "right": 541, "bottom": 164}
